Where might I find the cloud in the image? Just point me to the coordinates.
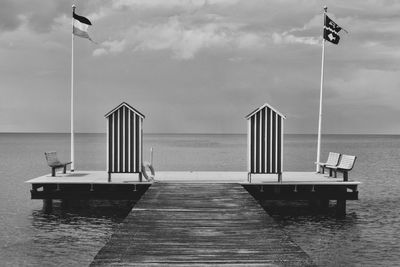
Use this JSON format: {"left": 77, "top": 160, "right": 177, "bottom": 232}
{"left": 3, "top": 0, "right": 400, "bottom": 134}
{"left": 286, "top": 14, "right": 322, "bottom": 34}
{"left": 93, "top": 39, "right": 126, "bottom": 56}
{"left": 270, "top": 14, "right": 322, "bottom": 46}
{"left": 94, "top": 15, "right": 268, "bottom": 59}
{"left": 87, "top": 7, "right": 111, "bottom": 22}
{"left": 133, "top": 17, "right": 232, "bottom": 59}
{"left": 272, "top": 32, "right": 320, "bottom": 45}
{"left": 236, "top": 32, "right": 266, "bottom": 49}
{"left": 328, "top": 69, "right": 400, "bottom": 109}
{"left": 112, "top": 0, "right": 239, "bottom": 10}
{"left": 93, "top": 48, "right": 107, "bottom": 56}
{"left": 113, "top": 0, "right": 205, "bottom": 9}
{"left": 0, "top": 1, "right": 21, "bottom": 32}
{"left": 0, "top": 1, "right": 108, "bottom": 35}
{"left": 104, "top": 39, "right": 127, "bottom": 53}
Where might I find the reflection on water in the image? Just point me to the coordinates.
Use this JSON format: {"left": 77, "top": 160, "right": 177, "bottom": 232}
{"left": 26, "top": 202, "right": 134, "bottom": 266}
{"left": 259, "top": 197, "right": 400, "bottom": 266}
{"left": 259, "top": 200, "right": 363, "bottom": 266}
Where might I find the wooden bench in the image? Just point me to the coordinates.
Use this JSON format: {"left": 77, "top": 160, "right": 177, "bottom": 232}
{"left": 44, "top": 151, "right": 72, "bottom": 177}
{"left": 325, "top": 154, "right": 357, "bottom": 181}
{"left": 316, "top": 152, "right": 341, "bottom": 174}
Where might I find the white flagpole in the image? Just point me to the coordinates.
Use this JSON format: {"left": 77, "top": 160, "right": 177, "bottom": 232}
{"left": 71, "top": 4, "right": 76, "bottom": 172}
{"left": 316, "top": 6, "right": 327, "bottom": 172}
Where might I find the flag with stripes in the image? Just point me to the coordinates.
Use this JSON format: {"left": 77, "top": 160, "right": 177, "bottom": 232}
{"left": 324, "top": 15, "right": 342, "bottom": 44}
{"left": 73, "top": 10, "right": 93, "bottom": 41}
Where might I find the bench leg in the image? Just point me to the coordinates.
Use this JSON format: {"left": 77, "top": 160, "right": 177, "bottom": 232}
{"left": 343, "top": 171, "right": 348, "bottom": 181}
{"left": 51, "top": 168, "right": 56, "bottom": 177}
{"left": 63, "top": 165, "right": 67, "bottom": 174}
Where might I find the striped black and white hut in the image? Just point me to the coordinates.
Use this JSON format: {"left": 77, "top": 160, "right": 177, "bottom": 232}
{"left": 105, "top": 102, "right": 145, "bottom": 182}
{"left": 246, "top": 103, "right": 286, "bottom": 183}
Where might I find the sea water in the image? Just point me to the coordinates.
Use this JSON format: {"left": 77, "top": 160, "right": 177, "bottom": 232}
{"left": 0, "top": 133, "right": 399, "bottom": 266}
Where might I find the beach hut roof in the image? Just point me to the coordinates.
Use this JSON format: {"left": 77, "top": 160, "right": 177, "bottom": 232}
{"left": 245, "top": 102, "right": 286, "bottom": 120}
{"left": 104, "top": 102, "right": 145, "bottom": 119}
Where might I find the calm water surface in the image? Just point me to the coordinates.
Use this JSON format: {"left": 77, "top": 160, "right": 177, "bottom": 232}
{"left": 0, "top": 133, "right": 399, "bottom": 266}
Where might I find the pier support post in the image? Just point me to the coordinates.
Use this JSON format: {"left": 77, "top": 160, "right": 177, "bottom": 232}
{"left": 320, "top": 199, "right": 330, "bottom": 211}
{"left": 308, "top": 199, "right": 318, "bottom": 209}
{"left": 43, "top": 199, "right": 53, "bottom": 212}
{"left": 336, "top": 186, "right": 347, "bottom": 217}
{"left": 61, "top": 199, "right": 69, "bottom": 209}
{"left": 273, "top": 186, "right": 280, "bottom": 195}
{"left": 336, "top": 199, "right": 346, "bottom": 217}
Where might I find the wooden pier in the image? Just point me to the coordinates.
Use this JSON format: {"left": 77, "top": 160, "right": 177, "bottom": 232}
{"left": 90, "top": 183, "right": 314, "bottom": 266}
{"left": 26, "top": 171, "right": 361, "bottom": 264}
{"left": 26, "top": 171, "right": 360, "bottom": 215}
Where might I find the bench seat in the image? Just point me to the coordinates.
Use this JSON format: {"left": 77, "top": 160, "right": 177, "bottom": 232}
{"left": 325, "top": 154, "right": 356, "bottom": 181}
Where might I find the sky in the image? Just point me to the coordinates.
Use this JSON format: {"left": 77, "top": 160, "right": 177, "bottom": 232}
{"left": 1, "top": 0, "right": 399, "bottom": 134}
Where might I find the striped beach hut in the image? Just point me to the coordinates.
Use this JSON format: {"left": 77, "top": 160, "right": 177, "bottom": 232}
{"left": 246, "top": 103, "right": 286, "bottom": 182}
{"left": 105, "top": 102, "right": 145, "bottom": 182}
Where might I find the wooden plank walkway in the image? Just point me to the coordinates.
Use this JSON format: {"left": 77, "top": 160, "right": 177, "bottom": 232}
{"left": 91, "top": 183, "right": 314, "bottom": 266}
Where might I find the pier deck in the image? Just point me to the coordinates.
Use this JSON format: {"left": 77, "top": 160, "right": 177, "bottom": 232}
{"left": 91, "top": 183, "right": 314, "bottom": 266}
{"left": 26, "top": 171, "right": 360, "bottom": 203}
{"left": 26, "top": 170, "right": 360, "bottom": 184}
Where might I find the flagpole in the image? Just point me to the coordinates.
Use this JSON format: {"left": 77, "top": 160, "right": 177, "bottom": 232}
{"left": 71, "top": 4, "right": 76, "bottom": 172}
{"left": 316, "top": 6, "right": 327, "bottom": 172}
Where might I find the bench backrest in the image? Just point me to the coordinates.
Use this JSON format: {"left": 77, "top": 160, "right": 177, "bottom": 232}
{"left": 337, "top": 154, "right": 356, "bottom": 170}
{"left": 45, "top": 151, "right": 61, "bottom": 166}
{"left": 326, "top": 152, "right": 341, "bottom": 166}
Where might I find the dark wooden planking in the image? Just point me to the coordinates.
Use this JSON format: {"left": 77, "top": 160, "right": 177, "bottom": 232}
{"left": 243, "top": 184, "right": 359, "bottom": 200}
{"left": 91, "top": 183, "right": 314, "bottom": 266}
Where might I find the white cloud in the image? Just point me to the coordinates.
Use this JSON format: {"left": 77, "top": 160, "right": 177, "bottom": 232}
{"left": 113, "top": 0, "right": 204, "bottom": 9}
{"left": 112, "top": 0, "right": 239, "bottom": 10}
{"left": 272, "top": 32, "right": 319, "bottom": 45}
{"left": 287, "top": 14, "right": 322, "bottom": 33}
{"left": 93, "top": 16, "right": 267, "bottom": 59}
{"left": 93, "top": 48, "right": 107, "bottom": 56}
{"left": 228, "top": 56, "right": 244, "bottom": 62}
{"left": 105, "top": 39, "right": 127, "bottom": 53}
{"left": 93, "top": 39, "right": 126, "bottom": 56}
{"left": 88, "top": 7, "right": 111, "bottom": 21}
{"left": 236, "top": 32, "right": 266, "bottom": 49}
{"left": 271, "top": 14, "right": 322, "bottom": 46}
{"left": 132, "top": 17, "right": 231, "bottom": 59}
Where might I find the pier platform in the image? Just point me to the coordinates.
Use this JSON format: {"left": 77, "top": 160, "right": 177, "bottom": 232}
{"left": 26, "top": 171, "right": 151, "bottom": 200}
{"left": 26, "top": 171, "right": 359, "bottom": 202}
{"left": 26, "top": 170, "right": 359, "bottom": 184}
{"left": 90, "top": 183, "right": 315, "bottom": 266}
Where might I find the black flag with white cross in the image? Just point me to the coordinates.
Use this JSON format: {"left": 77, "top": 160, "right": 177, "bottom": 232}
{"left": 324, "top": 15, "right": 342, "bottom": 44}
